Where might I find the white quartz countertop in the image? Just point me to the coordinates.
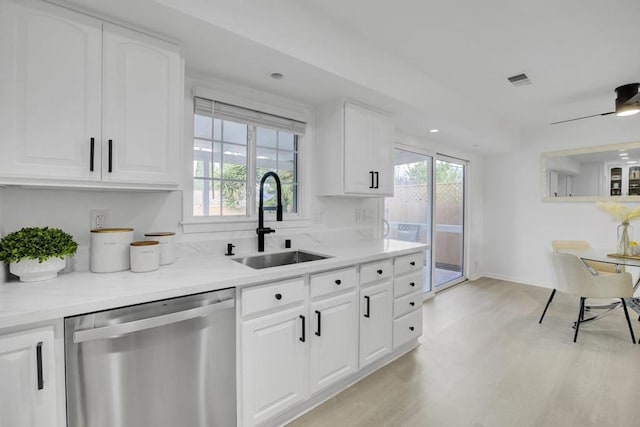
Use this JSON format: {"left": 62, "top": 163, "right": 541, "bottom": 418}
{"left": 0, "top": 239, "right": 426, "bottom": 330}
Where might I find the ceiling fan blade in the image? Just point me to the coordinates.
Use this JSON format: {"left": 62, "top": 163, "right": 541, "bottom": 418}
{"left": 550, "top": 111, "right": 615, "bottom": 125}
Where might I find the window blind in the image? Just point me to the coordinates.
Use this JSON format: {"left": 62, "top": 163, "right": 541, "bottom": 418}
{"left": 194, "top": 97, "right": 306, "bottom": 135}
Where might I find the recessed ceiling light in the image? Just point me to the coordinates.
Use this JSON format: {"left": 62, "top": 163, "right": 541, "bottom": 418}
{"left": 619, "top": 153, "right": 628, "bottom": 156}
{"left": 270, "top": 72, "right": 284, "bottom": 80}
{"left": 627, "top": 160, "right": 637, "bottom": 164}
{"left": 621, "top": 156, "right": 629, "bottom": 159}
{"left": 429, "top": 129, "right": 439, "bottom": 133}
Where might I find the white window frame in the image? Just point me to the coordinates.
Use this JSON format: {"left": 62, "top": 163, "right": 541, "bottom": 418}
{"left": 182, "top": 84, "right": 313, "bottom": 234}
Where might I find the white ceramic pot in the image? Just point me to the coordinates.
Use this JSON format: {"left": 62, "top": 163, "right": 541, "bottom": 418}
{"left": 144, "top": 232, "right": 176, "bottom": 265}
{"left": 9, "top": 257, "right": 66, "bottom": 282}
{"left": 130, "top": 241, "right": 160, "bottom": 273}
{"left": 90, "top": 228, "right": 134, "bottom": 273}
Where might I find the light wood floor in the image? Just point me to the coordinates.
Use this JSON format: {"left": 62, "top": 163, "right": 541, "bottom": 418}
{"left": 289, "top": 277, "right": 640, "bottom": 427}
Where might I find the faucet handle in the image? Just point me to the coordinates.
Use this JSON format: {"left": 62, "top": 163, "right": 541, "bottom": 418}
{"left": 225, "top": 243, "right": 235, "bottom": 256}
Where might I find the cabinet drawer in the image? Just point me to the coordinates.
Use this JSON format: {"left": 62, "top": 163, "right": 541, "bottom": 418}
{"left": 393, "top": 290, "right": 422, "bottom": 319}
{"left": 360, "top": 259, "right": 393, "bottom": 284}
{"left": 310, "top": 267, "right": 357, "bottom": 299}
{"left": 242, "top": 278, "right": 305, "bottom": 317}
{"left": 393, "top": 309, "right": 423, "bottom": 349}
{"left": 394, "top": 252, "right": 424, "bottom": 277}
{"left": 393, "top": 272, "right": 423, "bottom": 298}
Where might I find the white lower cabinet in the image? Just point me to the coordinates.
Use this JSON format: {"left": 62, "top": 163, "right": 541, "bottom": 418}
{"left": 393, "top": 253, "right": 425, "bottom": 349}
{"left": 240, "top": 279, "right": 308, "bottom": 427}
{"left": 359, "top": 280, "right": 393, "bottom": 368}
{"left": 0, "top": 324, "right": 60, "bottom": 427}
{"left": 239, "top": 253, "right": 423, "bottom": 426}
{"left": 309, "top": 288, "right": 359, "bottom": 394}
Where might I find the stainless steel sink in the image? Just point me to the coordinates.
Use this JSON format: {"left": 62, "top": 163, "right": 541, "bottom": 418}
{"left": 233, "top": 250, "right": 331, "bottom": 269}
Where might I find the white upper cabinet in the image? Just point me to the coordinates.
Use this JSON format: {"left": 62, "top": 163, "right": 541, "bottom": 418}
{"left": 101, "top": 23, "right": 182, "bottom": 186}
{"left": 317, "top": 100, "right": 394, "bottom": 197}
{"left": 0, "top": 0, "right": 102, "bottom": 182}
{"left": 0, "top": 0, "right": 183, "bottom": 188}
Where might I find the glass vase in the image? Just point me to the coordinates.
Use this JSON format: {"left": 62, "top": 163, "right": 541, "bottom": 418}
{"left": 617, "top": 221, "right": 633, "bottom": 256}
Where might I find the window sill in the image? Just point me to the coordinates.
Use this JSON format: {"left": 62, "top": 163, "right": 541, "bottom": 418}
{"left": 181, "top": 217, "right": 314, "bottom": 234}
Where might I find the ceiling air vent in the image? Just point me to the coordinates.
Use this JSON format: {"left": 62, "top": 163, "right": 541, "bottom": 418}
{"left": 507, "top": 73, "right": 531, "bottom": 86}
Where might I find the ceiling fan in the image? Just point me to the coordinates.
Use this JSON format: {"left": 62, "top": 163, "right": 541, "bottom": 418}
{"left": 551, "top": 83, "right": 640, "bottom": 125}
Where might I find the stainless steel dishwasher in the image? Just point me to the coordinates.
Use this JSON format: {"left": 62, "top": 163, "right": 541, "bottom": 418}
{"left": 64, "top": 288, "right": 236, "bottom": 427}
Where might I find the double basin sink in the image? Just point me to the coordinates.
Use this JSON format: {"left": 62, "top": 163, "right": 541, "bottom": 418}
{"left": 233, "top": 250, "right": 331, "bottom": 269}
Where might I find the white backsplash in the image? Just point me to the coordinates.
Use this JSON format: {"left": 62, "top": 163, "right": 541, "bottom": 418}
{"left": 0, "top": 186, "right": 380, "bottom": 274}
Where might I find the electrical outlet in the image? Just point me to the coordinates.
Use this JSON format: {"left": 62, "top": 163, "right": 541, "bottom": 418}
{"left": 90, "top": 209, "right": 109, "bottom": 229}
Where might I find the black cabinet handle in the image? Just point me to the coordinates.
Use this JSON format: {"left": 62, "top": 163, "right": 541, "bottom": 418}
{"left": 374, "top": 171, "right": 379, "bottom": 189}
{"left": 108, "top": 139, "right": 113, "bottom": 173}
{"left": 89, "top": 138, "right": 95, "bottom": 172}
{"left": 409, "top": 326, "right": 415, "bottom": 331}
{"left": 36, "top": 341, "right": 44, "bottom": 391}
{"left": 315, "top": 310, "right": 321, "bottom": 336}
{"left": 335, "top": 279, "right": 341, "bottom": 285}
{"left": 410, "top": 261, "right": 416, "bottom": 266}
{"left": 275, "top": 293, "right": 282, "bottom": 300}
{"left": 410, "top": 282, "right": 416, "bottom": 287}
{"left": 299, "top": 315, "right": 306, "bottom": 342}
{"left": 410, "top": 302, "right": 415, "bottom": 306}
{"left": 377, "top": 269, "right": 383, "bottom": 275}
{"left": 369, "top": 171, "right": 375, "bottom": 189}
{"left": 364, "top": 295, "right": 370, "bottom": 318}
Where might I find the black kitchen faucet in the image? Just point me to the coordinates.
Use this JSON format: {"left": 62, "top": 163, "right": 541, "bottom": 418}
{"left": 257, "top": 172, "right": 283, "bottom": 252}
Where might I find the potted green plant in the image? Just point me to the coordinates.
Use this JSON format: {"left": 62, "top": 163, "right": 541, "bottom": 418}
{"left": 0, "top": 227, "right": 78, "bottom": 282}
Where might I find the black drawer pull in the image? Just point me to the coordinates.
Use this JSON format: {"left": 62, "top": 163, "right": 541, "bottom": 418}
{"left": 364, "top": 295, "right": 370, "bottom": 318}
{"left": 315, "top": 310, "right": 321, "bottom": 336}
{"left": 300, "top": 315, "right": 306, "bottom": 342}
{"left": 410, "top": 302, "right": 415, "bottom": 306}
{"left": 275, "top": 293, "right": 282, "bottom": 300}
{"left": 108, "top": 139, "right": 113, "bottom": 173}
{"left": 335, "top": 279, "right": 341, "bottom": 285}
{"left": 36, "top": 341, "right": 44, "bottom": 390}
{"left": 369, "top": 171, "right": 375, "bottom": 189}
{"left": 377, "top": 269, "right": 383, "bottom": 275}
{"left": 410, "top": 261, "right": 416, "bottom": 266}
{"left": 409, "top": 326, "right": 415, "bottom": 331}
{"left": 374, "top": 171, "right": 379, "bottom": 189}
{"left": 410, "top": 282, "right": 416, "bottom": 287}
{"left": 89, "top": 137, "right": 95, "bottom": 172}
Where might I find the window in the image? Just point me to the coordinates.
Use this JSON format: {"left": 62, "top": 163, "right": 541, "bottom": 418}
{"left": 193, "top": 98, "right": 304, "bottom": 218}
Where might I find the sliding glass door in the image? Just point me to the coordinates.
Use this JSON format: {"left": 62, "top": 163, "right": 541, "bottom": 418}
{"left": 434, "top": 157, "right": 466, "bottom": 290}
{"left": 384, "top": 148, "right": 433, "bottom": 297}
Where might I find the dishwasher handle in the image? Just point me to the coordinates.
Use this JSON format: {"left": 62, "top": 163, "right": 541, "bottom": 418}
{"left": 73, "top": 298, "right": 234, "bottom": 344}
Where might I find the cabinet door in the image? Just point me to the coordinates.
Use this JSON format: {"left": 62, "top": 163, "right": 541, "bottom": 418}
{"left": 371, "top": 112, "right": 394, "bottom": 195}
{"left": 359, "top": 281, "right": 393, "bottom": 368}
{"left": 309, "top": 289, "right": 358, "bottom": 394}
{"left": 0, "top": 0, "right": 102, "bottom": 181}
{"left": 343, "top": 102, "right": 374, "bottom": 194}
{"left": 102, "top": 23, "right": 182, "bottom": 186}
{"left": 241, "top": 305, "right": 308, "bottom": 426}
{"left": 343, "top": 102, "right": 394, "bottom": 196}
{"left": 0, "top": 326, "right": 57, "bottom": 427}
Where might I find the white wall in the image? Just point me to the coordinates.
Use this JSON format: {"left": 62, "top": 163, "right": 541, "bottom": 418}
{"left": 482, "top": 118, "right": 640, "bottom": 287}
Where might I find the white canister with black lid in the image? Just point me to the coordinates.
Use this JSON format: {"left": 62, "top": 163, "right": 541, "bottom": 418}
{"left": 90, "top": 228, "right": 134, "bottom": 273}
{"left": 130, "top": 241, "right": 160, "bottom": 273}
{"left": 144, "top": 232, "right": 176, "bottom": 265}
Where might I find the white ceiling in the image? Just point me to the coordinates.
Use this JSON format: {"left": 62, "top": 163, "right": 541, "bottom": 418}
{"left": 56, "top": 0, "right": 640, "bottom": 155}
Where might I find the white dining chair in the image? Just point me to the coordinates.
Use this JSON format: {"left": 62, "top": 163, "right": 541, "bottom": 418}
{"left": 539, "top": 240, "right": 622, "bottom": 324}
{"left": 546, "top": 251, "right": 636, "bottom": 343}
